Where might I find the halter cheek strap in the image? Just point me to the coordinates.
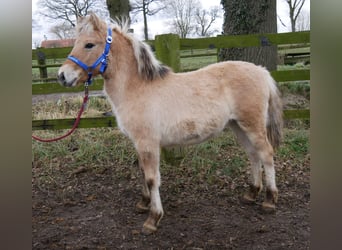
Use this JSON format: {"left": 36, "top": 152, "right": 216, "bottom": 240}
{"left": 67, "top": 27, "right": 113, "bottom": 85}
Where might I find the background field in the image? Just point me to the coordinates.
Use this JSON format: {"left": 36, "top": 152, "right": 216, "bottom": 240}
{"left": 32, "top": 42, "right": 310, "bottom": 249}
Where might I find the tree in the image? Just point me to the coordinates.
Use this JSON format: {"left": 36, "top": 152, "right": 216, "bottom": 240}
{"left": 284, "top": 0, "right": 306, "bottom": 32}
{"left": 37, "top": 0, "right": 108, "bottom": 27}
{"left": 165, "top": 0, "right": 201, "bottom": 38}
{"left": 295, "top": 9, "right": 310, "bottom": 31}
{"left": 219, "top": 0, "right": 278, "bottom": 71}
{"left": 106, "top": 0, "right": 131, "bottom": 20}
{"left": 131, "top": 0, "right": 165, "bottom": 40}
{"left": 194, "top": 6, "right": 221, "bottom": 37}
{"left": 50, "top": 23, "right": 76, "bottom": 39}
{"left": 32, "top": 18, "right": 40, "bottom": 30}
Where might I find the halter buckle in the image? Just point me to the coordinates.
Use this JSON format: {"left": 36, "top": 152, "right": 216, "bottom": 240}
{"left": 106, "top": 36, "right": 113, "bottom": 44}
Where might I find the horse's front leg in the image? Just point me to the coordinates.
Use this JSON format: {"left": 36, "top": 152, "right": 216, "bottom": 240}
{"left": 136, "top": 143, "right": 164, "bottom": 234}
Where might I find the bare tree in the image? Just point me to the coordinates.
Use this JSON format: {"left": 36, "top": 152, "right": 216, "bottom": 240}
{"left": 32, "top": 18, "right": 40, "bottom": 30}
{"left": 131, "top": 0, "right": 165, "bottom": 40}
{"left": 165, "top": 0, "right": 201, "bottom": 38}
{"left": 295, "top": 9, "right": 310, "bottom": 31}
{"left": 284, "top": 0, "right": 306, "bottom": 32}
{"left": 195, "top": 6, "right": 221, "bottom": 37}
{"left": 277, "top": 14, "right": 287, "bottom": 29}
{"left": 50, "top": 23, "right": 76, "bottom": 39}
{"left": 37, "top": 0, "right": 108, "bottom": 27}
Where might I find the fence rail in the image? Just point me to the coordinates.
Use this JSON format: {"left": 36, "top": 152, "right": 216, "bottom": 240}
{"left": 32, "top": 109, "right": 309, "bottom": 131}
{"left": 32, "top": 69, "right": 310, "bottom": 96}
{"left": 32, "top": 31, "right": 310, "bottom": 131}
{"left": 179, "top": 31, "right": 310, "bottom": 50}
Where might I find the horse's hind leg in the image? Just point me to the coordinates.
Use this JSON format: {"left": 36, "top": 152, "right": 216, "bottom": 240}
{"left": 257, "top": 143, "right": 278, "bottom": 212}
{"left": 136, "top": 175, "right": 151, "bottom": 213}
{"left": 136, "top": 141, "right": 164, "bottom": 234}
{"left": 230, "top": 120, "right": 278, "bottom": 212}
{"left": 229, "top": 121, "right": 263, "bottom": 202}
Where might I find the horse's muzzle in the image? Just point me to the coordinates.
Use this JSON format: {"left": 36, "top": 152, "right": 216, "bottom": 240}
{"left": 57, "top": 72, "right": 77, "bottom": 87}
{"left": 57, "top": 72, "right": 67, "bottom": 86}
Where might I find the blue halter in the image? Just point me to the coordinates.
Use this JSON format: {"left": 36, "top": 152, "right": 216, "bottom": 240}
{"left": 67, "top": 27, "right": 113, "bottom": 85}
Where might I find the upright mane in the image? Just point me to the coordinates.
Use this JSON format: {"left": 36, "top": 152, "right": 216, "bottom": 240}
{"left": 78, "top": 13, "right": 170, "bottom": 81}
{"left": 129, "top": 36, "right": 170, "bottom": 81}
{"left": 110, "top": 19, "right": 170, "bottom": 81}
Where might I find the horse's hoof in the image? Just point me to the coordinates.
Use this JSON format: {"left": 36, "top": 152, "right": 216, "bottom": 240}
{"left": 261, "top": 201, "right": 276, "bottom": 213}
{"left": 142, "top": 223, "right": 157, "bottom": 235}
{"left": 136, "top": 202, "right": 150, "bottom": 213}
{"left": 241, "top": 193, "right": 256, "bottom": 204}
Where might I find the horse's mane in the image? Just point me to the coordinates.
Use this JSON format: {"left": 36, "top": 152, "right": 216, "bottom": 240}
{"left": 109, "top": 17, "right": 171, "bottom": 81}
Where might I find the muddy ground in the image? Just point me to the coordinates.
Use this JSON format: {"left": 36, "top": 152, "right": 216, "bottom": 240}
{"left": 32, "top": 92, "right": 310, "bottom": 249}
{"left": 32, "top": 156, "right": 310, "bottom": 249}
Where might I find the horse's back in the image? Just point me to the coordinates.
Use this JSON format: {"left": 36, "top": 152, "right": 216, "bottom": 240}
{"left": 155, "top": 61, "right": 275, "bottom": 146}
{"left": 176, "top": 60, "right": 274, "bottom": 117}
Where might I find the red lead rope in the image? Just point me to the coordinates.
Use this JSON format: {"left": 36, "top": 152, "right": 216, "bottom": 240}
{"left": 32, "top": 91, "right": 89, "bottom": 143}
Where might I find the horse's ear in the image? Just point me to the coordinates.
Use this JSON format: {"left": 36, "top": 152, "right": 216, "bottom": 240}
{"left": 76, "top": 15, "right": 85, "bottom": 24}
{"left": 88, "top": 12, "right": 101, "bottom": 31}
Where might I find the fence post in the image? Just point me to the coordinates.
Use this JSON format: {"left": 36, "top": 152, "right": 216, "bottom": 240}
{"left": 155, "top": 33, "right": 180, "bottom": 72}
{"left": 154, "top": 34, "right": 184, "bottom": 165}
{"left": 36, "top": 50, "right": 48, "bottom": 82}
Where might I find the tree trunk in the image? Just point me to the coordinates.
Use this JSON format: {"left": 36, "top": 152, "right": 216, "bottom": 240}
{"left": 289, "top": 6, "right": 296, "bottom": 32}
{"left": 106, "top": 0, "right": 131, "bottom": 21}
{"left": 143, "top": 1, "right": 149, "bottom": 40}
{"left": 219, "top": 0, "right": 277, "bottom": 71}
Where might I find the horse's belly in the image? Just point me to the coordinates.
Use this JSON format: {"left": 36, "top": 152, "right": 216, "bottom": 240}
{"left": 160, "top": 119, "right": 227, "bottom": 147}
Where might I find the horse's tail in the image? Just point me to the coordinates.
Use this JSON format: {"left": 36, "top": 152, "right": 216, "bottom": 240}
{"left": 266, "top": 78, "right": 283, "bottom": 149}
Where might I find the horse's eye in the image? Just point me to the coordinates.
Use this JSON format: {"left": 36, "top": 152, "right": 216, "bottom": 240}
{"left": 85, "top": 43, "right": 95, "bottom": 49}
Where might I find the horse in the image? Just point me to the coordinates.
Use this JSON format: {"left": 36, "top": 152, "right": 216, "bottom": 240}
{"left": 57, "top": 13, "right": 283, "bottom": 234}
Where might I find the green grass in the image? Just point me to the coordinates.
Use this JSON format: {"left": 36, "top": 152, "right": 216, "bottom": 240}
{"left": 277, "top": 63, "right": 310, "bottom": 71}
{"left": 33, "top": 126, "right": 309, "bottom": 190}
{"left": 278, "top": 81, "right": 310, "bottom": 99}
{"left": 278, "top": 129, "right": 309, "bottom": 160}
{"left": 32, "top": 95, "right": 309, "bottom": 184}
{"left": 278, "top": 46, "right": 310, "bottom": 55}
{"left": 181, "top": 55, "right": 217, "bottom": 72}
{"left": 32, "top": 67, "right": 60, "bottom": 81}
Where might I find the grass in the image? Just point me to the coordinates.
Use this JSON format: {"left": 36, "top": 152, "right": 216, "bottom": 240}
{"left": 278, "top": 81, "right": 310, "bottom": 99}
{"left": 181, "top": 55, "right": 217, "bottom": 72}
{"left": 32, "top": 95, "right": 111, "bottom": 120}
{"left": 32, "top": 95, "right": 309, "bottom": 185}
{"left": 277, "top": 62, "right": 310, "bottom": 71}
{"left": 32, "top": 67, "right": 59, "bottom": 80}
{"left": 278, "top": 129, "right": 309, "bottom": 160}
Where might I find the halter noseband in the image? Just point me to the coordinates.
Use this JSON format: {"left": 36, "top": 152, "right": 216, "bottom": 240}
{"left": 67, "top": 27, "right": 113, "bottom": 85}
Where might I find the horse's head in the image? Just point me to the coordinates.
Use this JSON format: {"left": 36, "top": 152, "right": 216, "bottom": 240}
{"left": 58, "top": 12, "right": 169, "bottom": 87}
{"left": 58, "top": 13, "right": 110, "bottom": 87}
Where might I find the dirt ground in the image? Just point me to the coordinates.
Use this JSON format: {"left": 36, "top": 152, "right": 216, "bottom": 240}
{"left": 32, "top": 93, "right": 310, "bottom": 249}
{"left": 32, "top": 156, "right": 310, "bottom": 250}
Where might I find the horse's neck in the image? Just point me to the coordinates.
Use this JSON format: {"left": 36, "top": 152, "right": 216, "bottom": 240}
{"left": 103, "top": 49, "right": 140, "bottom": 107}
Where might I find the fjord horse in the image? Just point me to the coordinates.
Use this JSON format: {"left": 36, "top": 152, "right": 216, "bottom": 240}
{"left": 58, "top": 13, "right": 283, "bottom": 234}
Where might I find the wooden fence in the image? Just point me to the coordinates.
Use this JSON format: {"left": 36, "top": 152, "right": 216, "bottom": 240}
{"left": 32, "top": 31, "right": 310, "bottom": 131}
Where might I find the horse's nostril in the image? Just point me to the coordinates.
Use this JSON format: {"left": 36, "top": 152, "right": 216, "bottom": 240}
{"left": 58, "top": 72, "right": 66, "bottom": 84}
